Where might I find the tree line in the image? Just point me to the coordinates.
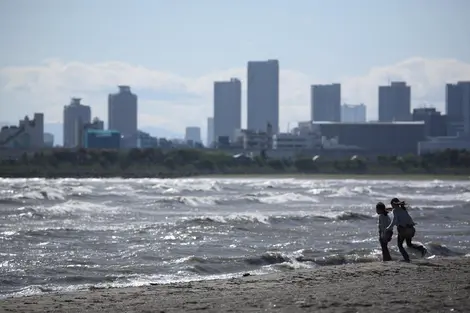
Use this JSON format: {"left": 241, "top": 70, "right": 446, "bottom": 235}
{"left": 0, "top": 148, "right": 470, "bottom": 178}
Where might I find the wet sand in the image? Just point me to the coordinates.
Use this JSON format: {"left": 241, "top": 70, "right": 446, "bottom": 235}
{"left": 1, "top": 257, "right": 469, "bottom": 313}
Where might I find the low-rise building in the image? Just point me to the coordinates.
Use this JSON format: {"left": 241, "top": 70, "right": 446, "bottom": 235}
{"left": 83, "top": 129, "right": 121, "bottom": 149}
{"left": 43, "top": 133, "right": 54, "bottom": 147}
{"left": 138, "top": 131, "right": 159, "bottom": 148}
{"left": 298, "top": 121, "right": 425, "bottom": 155}
{"left": 272, "top": 131, "right": 322, "bottom": 150}
{"left": 418, "top": 135, "right": 470, "bottom": 155}
{"left": 234, "top": 129, "right": 271, "bottom": 150}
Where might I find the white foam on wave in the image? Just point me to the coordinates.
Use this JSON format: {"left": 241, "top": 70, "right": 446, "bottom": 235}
{"left": 1, "top": 270, "right": 270, "bottom": 300}
{"left": 36, "top": 200, "right": 119, "bottom": 216}
{"left": 258, "top": 192, "right": 318, "bottom": 204}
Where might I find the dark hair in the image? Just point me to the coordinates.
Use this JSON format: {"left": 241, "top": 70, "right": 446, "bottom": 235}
{"left": 376, "top": 202, "right": 387, "bottom": 214}
{"left": 391, "top": 198, "right": 406, "bottom": 205}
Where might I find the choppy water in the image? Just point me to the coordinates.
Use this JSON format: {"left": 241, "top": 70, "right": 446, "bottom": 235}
{"left": 1, "top": 177, "right": 469, "bottom": 298}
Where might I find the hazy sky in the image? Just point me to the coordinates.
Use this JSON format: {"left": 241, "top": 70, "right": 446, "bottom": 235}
{"left": 1, "top": 0, "right": 470, "bottom": 136}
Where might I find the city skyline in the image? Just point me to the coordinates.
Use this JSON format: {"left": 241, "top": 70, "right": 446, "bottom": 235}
{"left": 1, "top": 0, "right": 470, "bottom": 138}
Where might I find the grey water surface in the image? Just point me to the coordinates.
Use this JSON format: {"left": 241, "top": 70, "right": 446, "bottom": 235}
{"left": 1, "top": 177, "right": 469, "bottom": 298}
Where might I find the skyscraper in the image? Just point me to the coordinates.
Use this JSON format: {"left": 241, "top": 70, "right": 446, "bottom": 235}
{"left": 108, "top": 85, "right": 138, "bottom": 148}
{"left": 63, "top": 98, "right": 91, "bottom": 148}
{"left": 207, "top": 117, "right": 214, "bottom": 147}
{"left": 247, "top": 59, "right": 279, "bottom": 133}
{"left": 446, "top": 81, "right": 470, "bottom": 136}
{"left": 378, "top": 82, "right": 411, "bottom": 122}
{"left": 311, "top": 84, "right": 341, "bottom": 121}
{"left": 341, "top": 103, "right": 366, "bottom": 122}
{"left": 213, "top": 78, "right": 241, "bottom": 142}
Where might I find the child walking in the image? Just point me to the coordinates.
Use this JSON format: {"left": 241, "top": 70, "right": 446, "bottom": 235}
{"left": 386, "top": 198, "right": 427, "bottom": 262}
{"left": 376, "top": 202, "right": 393, "bottom": 261}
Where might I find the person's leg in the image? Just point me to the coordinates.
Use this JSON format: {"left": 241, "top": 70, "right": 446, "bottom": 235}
{"left": 379, "top": 237, "right": 392, "bottom": 261}
{"left": 397, "top": 234, "right": 410, "bottom": 262}
{"left": 405, "top": 237, "right": 427, "bottom": 257}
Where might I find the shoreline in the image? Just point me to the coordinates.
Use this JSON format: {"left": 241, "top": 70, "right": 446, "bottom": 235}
{"left": 1, "top": 257, "right": 469, "bottom": 312}
{"left": 1, "top": 172, "right": 469, "bottom": 180}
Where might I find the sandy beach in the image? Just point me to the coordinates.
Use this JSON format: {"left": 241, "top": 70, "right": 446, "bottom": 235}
{"left": 1, "top": 257, "right": 469, "bottom": 313}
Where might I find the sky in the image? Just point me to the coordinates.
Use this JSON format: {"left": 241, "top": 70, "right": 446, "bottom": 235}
{"left": 1, "top": 0, "right": 470, "bottom": 140}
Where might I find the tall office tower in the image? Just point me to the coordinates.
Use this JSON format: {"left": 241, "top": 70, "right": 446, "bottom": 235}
{"left": 213, "top": 78, "right": 241, "bottom": 142}
{"left": 207, "top": 117, "right": 214, "bottom": 147}
{"left": 446, "top": 81, "right": 470, "bottom": 136}
{"left": 63, "top": 98, "right": 91, "bottom": 147}
{"left": 247, "top": 59, "right": 279, "bottom": 133}
{"left": 185, "top": 126, "right": 201, "bottom": 143}
{"left": 108, "top": 85, "right": 138, "bottom": 148}
{"left": 341, "top": 103, "right": 366, "bottom": 122}
{"left": 378, "top": 81, "right": 411, "bottom": 122}
{"left": 311, "top": 84, "right": 341, "bottom": 121}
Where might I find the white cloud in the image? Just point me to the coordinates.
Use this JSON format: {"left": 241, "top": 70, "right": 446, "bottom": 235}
{"left": 1, "top": 57, "right": 470, "bottom": 139}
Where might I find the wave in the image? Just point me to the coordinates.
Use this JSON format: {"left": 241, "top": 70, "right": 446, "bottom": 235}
{"left": 176, "top": 211, "right": 373, "bottom": 227}
{"left": 2, "top": 244, "right": 467, "bottom": 299}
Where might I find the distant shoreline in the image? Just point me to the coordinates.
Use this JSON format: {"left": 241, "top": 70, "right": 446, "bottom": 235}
{"left": 198, "top": 173, "right": 470, "bottom": 180}
{"left": 2, "top": 147, "right": 470, "bottom": 180}
{"left": 1, "top": 257, "right": 469, "bottom": 312}
{"left": 1, "top": 172, "right": 469, "bottom": 180}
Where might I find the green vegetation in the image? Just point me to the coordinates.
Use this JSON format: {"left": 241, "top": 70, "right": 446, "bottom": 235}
{"left": 1, "top": 148, "right": 470, "bottom": 178}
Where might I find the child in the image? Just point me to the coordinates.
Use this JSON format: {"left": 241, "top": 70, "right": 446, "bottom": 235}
{"left": 376, "top": 202, "right": 393, "bottom": 261}
{"left": 386, "top": 198, "right": 427, "bottom": 262}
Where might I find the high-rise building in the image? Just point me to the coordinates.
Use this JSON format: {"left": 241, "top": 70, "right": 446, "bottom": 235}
{"left": 446, "top": 81, "right": 470, "bottom": 136}
{"left": 341, "top": 103, "right": 366, "bottom": 122}
{"left": 311, "top": 84, "right": 341, "bottom": 122}
{"left": 412, "top": 107, "right": 447, "bottom": 137}
{"left": 185, "top": 126, "right": 201, "bottom": 143}
{"left": 63, "top": 98, "right": 91, "bottom": 148}
{"left": 378, "top": 82, "right": 411, "bottom": 122}
{"left": 207, "top": 117, "right": 214, "bottom": 147}
{"left": 247, "top": 59, "right": 279, "bottom": 133}
{"left": 213, "top": 78, "right": 241, "bottom": 142}
{"left": 108, "top": 85, "right": 138, "bottom": 148}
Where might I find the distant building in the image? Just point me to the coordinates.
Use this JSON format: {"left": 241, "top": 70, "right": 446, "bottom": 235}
{"left": 446, "top": 81, "right": 470, "bottom": 136}
{"left": 108, "top": 86, "right": 138, "bottom": 148}
{"left": 214, "top": 78, "right": 241, "bottom": 142}
{"left": 83, "top": 129, "right": 121, "bottom": 149}
{"left": 273, "top": 131, "right": 322, "bottom": 150}
{"left": 378, "top": 82, "right": 411, "bottom": 122}
{"left": 233, "top": 123, "right": 274, "bottom": 150}
{"left": 311, "top": 84, "right": 341, "bottom": 122}
{"left": 299, "top": 121, "right": 425, "bottom": 155}
{"left": 0, "top": 113, "right": 44, "bottom": 148}
{"left": 138, "top": 131, "right": 159, "bottom": 148}
{"left": 247, "top": 59, "right": 279, "bottom": 133}
{"left": 207, "top": 117, "right": 214, "bottom": 147}
{"left": 234, "top": 129, "right": 270, "bottom": 150}
{"left": 86, "top": 117, "right": 104, "bottom": 130}
{"left": 43, "top": 132, "right": 54, "bottom": 147}
{"left": 63, "top": 98, "right": 91, "bottom": 148}
{"left": 418, "top": 136, "right": 470, "bottom": 155}
{"left": 185, "top": 126, "right": 201, "bottom": 143}
{"left": 341, "top": 104, "right": 366, "bottom": 123}
{"left": 412, "top": 108, "right": 447, "bottom": 137}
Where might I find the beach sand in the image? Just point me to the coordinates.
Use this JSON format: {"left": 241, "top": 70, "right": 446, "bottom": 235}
{"left": 1, "top": 257, "right": 469, "bottom": 313}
